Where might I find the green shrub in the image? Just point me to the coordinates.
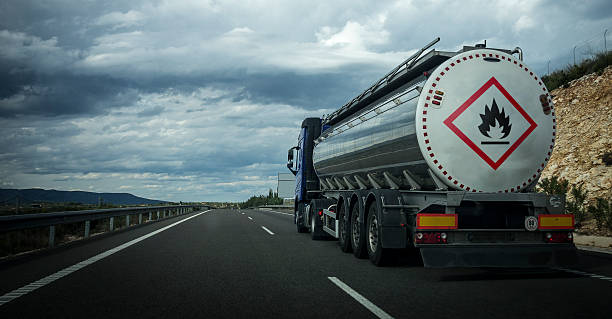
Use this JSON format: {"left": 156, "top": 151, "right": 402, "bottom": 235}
{"left": 542, "top": 51, "right": 612, "bottom": 91}
{"left": 588, "top": 198, "right": 612, "bottom": 231}
{"left": 537, "top": 177, "right": 569, "bottom": 196}
{"left": 565, "top": 183, "right": 588, "bottom": 226}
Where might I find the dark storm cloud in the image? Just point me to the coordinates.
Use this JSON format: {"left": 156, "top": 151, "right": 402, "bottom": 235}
{"left": 0, "top": 70, "right": 138, "bottom": 117}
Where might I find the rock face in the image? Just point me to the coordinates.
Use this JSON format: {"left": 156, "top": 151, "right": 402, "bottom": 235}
{"left": 540, "top": 66, "right": 612, "bottom": 202}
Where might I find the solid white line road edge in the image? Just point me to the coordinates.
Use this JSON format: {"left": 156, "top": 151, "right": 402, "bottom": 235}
{"left": 0, "top": 209, "right": 213, "bottom": 307}
{"left": 261, "top": 226, "right": 275, "bottom": 235}
{"left": 328, "top": 277, "right": 394, "bottom": 319}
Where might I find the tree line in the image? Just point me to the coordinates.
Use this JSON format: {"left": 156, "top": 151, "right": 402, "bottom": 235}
{"left": 239, "top": 189, "right": 283, "bottom": 209}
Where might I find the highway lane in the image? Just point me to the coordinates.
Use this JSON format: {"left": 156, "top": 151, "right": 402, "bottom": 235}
{"left": 1, "top": 208, "right": 611, "bottom": 318}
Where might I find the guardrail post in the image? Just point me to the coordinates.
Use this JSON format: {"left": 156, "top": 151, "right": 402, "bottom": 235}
{"left": 49, "top": 225, "right": 55, "bottom": 248}
{"left": 126, "top": 215, "right": 130, "bottom": 227}
{"left": 110, "top": 217, "right": 114, "bottom": 231}
{"left": 138, "top": 213, "right": 142, "bottom": 224}
{"left": 84, "top": 220, "right": 90, "bottom": 238}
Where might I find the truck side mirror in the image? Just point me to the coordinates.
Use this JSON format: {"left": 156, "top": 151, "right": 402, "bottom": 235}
{"left": 287, "top": 147, "right": 298, "bottom": 175}
{"left": 288, "top": 149, "right": 294, "bottom": 162}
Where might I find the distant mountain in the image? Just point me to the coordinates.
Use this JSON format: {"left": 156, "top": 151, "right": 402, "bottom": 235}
{"left": 0, "top": 188, "right": 165, "bottom": 205}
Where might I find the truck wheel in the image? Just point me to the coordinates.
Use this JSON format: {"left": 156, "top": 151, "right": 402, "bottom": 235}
{"left": 296, "top": 202, "right": 308, "bottom": 233}
{"left": 350, "top": 204, "right": 367, "bottom": 258}
{"left": 338, "top": 203, "right": 352, "bottom": 253}
{"left": 366, "top": 204, "right": 392, "bottom": 266}
{"left": 310, "top": 205, "right": 325, "bottom": 240}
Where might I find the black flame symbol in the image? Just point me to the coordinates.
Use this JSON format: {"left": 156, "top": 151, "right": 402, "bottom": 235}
{"left": 478, "top": 99, "right": 511, "bottom": 139}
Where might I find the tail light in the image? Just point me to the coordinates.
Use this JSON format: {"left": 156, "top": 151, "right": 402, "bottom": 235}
{"left": 544, "top": 232, "right": 573, "bottom": 243}
{"left": 318, "top": 210, "right": 323, "bottom": 216}
{"left": 415, "top": 232, "right": 447, "bottom": 244}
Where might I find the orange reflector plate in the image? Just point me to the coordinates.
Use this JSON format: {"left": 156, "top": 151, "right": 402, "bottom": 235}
{"left": 416, "top": 213, "right": 458, "bottom": 229}
{"left": 538, "top": 214, "right": 574, "bottom": 229}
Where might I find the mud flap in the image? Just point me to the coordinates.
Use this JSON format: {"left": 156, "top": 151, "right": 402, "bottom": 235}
{"left": 381, "top": 226, "right": 407, "bottom": 249}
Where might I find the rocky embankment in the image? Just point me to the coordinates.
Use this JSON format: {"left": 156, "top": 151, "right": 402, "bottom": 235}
{"left": 541, "top": 66, "right": 612, "bottom": 202}
{"left": 540, "top": 66, "right": 611, "bottom": 242}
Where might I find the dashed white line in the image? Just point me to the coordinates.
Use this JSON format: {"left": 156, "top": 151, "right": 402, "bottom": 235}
{"left": 0, "top": 209, "right": 212, "bottom": 307}
{"left": 261, "top": 226, "right": 275, "bottom": 235}
{"left": 554, "top": 267, "right": 612, "bottom": 282}
{"left": 248, "top": 216, "right": 253, "bottom": 220}
{"left": 328, "top": 277, "right": 394, "bottom": 319}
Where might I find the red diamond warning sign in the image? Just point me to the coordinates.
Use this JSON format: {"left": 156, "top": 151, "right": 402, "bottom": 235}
{"left": 443, "top": 77, "right": 537, "bottom": 170}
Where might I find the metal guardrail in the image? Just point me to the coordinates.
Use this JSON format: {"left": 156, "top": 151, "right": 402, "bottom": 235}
{"left": 0, "top": 205, "right": 207, "bottom": 248}
{"left": 258, "top": 205, "right": 293, "bottom": 209}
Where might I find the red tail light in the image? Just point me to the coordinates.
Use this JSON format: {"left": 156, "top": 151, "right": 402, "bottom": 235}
{"left": 544, "top": 232, "right": 573, "bottom": 243}
{"left": 318, "top": 210, "right": 323, "bottom": 216}
{"left": 415, "top": 232, "right": 447, "bottom": 244}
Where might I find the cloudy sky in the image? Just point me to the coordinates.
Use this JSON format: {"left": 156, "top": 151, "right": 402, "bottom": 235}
{"left": 1, "top": 0, "right": 611, "bottom": 202}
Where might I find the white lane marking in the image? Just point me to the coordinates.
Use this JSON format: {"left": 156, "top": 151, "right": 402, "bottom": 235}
{"left": 258, "top": 209, "right": 292, "bottom": 216}
{"left": 554, "top": 267, "right": 612, "bottom": 282}
{"left": 248, "top": 216, "right": 253, "bottom": 220}
{"left": 328, "top": 277, "right": 394, "bottom": 319}
{"left": 261, "top": 226, "right": 275, "bottom": 235}
{"left": 242, "top": 212, "right": 245, "bottom": 215}
{"left": 0, "top": 210, "right": 212, "bottom": 307}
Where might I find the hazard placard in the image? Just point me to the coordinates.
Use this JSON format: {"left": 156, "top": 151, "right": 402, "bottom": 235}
{"left": 443, "top": 76, "right": 537, "bottom": 170}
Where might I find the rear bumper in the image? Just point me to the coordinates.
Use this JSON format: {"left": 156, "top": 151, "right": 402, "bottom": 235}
{"left": 420, "top": 244, "right": 577, "bottom": 268}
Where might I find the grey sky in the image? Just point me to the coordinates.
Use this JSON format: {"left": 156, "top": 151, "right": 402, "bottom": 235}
{"left": 1, "top": 0, "right": 611, "bottom": 201}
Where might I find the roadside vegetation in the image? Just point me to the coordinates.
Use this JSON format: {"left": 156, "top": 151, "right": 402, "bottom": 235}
{"left": 239, "top": 189, "right": 283, "bottom": 209}
{"left": 537, "top": 176, "right": 612, "bottom": 232}
{"left": 542, "top": 51, "right": 612, "bottom": 91}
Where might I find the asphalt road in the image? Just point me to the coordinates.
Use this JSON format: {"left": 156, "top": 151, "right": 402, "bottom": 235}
{"left": 1, "top": 208, "right": 611, "bottom": 318}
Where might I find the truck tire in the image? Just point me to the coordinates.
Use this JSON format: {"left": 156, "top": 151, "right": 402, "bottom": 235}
{"left": 310, "top": 205, "right": 326, "bottom": 240}
{"left": 350, "top": 203, "right": 367, "bottom": 258}
{"left": 296, "top": 202, "right": 308, "bottom": 233}
{"left": 338, "top": 203, "right": 352, "bottom": 252}
{"left": 366, "top": 204, "right": 392, "bottom": 266}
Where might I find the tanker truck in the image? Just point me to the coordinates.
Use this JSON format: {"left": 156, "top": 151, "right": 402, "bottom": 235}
{"left": 286, "top": 38, "right": 577, "bottom": 267}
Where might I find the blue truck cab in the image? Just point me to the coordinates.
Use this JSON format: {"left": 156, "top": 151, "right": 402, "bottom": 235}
{"left": 287, "top": 118, "right": 322, "bottom": 232}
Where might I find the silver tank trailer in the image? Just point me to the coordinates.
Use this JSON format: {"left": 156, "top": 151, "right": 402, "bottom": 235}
{"left": 313, "top": 48, "right": 555, "bottom": 193}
